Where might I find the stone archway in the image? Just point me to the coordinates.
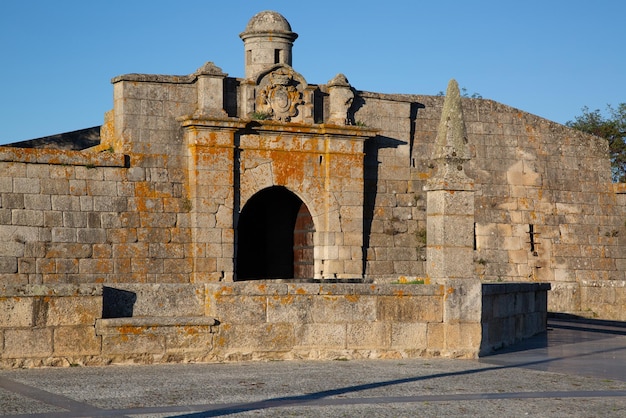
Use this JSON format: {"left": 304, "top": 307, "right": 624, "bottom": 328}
{"left": 236, "top": 186, "right": 314, "bottom": 280}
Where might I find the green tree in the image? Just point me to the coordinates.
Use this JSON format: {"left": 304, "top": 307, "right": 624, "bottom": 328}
{"left": 566, "top": 103, "right": 626, "bottom": 182}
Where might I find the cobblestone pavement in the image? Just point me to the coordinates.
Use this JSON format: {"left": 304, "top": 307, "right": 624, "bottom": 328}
{"left": 1, "top": 318, "right": 626, "bottom": 417}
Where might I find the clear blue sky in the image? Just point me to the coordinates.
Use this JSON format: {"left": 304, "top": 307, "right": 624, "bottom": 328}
{"left": 1, "top": 0, "right": 624, "bottom": 144}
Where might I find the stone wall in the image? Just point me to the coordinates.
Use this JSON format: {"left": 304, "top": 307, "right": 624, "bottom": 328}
{"left": 204, "top": 282, "right": 462, "bottom": 360}
{"left": 2, "top": 77, "right": 624, "bottom": 318}
{"left": 0, "top": 146, "right": 194, "bottom": 286}
{"left": 353, "top": 93, "right": 626, "bottom": 319}
{"left": 480, "top": 282, "right": 551, "bottom": 354}
{"left": 1, "top": 281, "right": 549, "bottom": 366}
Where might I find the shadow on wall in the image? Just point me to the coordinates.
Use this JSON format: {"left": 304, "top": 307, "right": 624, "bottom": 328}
{"left": 102, "top": 286, "right": 137, "bottom": 318}
{"left": 363, "top": 135, "right": 407, "bottom": 276}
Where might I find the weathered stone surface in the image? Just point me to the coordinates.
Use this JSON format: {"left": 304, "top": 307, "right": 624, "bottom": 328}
{"left": 46, "top": 296, "right": 102, "bottom": 326}
{"left": 54, "top": 326, "right": 101, "bottom": 355}
{"left": 0, "top": 10, "right": 584, "bottom": 366}
{"left": 0, "top": 297, "right": 33, "bottom": 327}
{"left": 3, "top": 328, "right": 53, "bottom": 358}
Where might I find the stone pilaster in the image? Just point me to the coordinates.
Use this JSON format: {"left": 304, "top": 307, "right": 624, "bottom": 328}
{"left": 424, "top": 80, "right": 480, "bottom": 354}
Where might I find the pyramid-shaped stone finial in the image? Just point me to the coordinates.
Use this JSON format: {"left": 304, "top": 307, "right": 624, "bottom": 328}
{"left": 428, "top": 79, "right": 473, "bottom": 190}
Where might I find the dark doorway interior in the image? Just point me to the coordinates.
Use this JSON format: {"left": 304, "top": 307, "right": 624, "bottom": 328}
{"left": 237, "top": 186, "right": 314, "bottom": 280}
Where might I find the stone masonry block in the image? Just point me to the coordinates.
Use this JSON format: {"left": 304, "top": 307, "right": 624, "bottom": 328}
{"left": 0, "top": 297, "right": 33, "bottom": 327}
{"left": 310, "top": 295, "right": 376, "bottom": 323}
{"left": 41, "top": 179, "right": 69, "bottom": 195}
{"left": 427, "top": 190, "right": 474, "bottom": 216}
{"left": 13, "top": 178, "right": 40, "bottom": 194}
{"left": 12, "top": 209, "right": 44, "bottom": 226}
{"left": 2, "top": 193, "right": 24, "bottom": 209}
{"left": 266, "top": 294, "right": 313, "bottom": 323}
{"left": 346, "top": 322, "right": 391, "bottom": 349}
{"left": 0, "top": 177, "right": 12, "bottom": 193}
{"left": 3, "top": 328, "right": 53, "bottom": 358}
{"left": 77, "top": 228, "right": 107, "bottom": 244}
{"left": 93, "top": 196, "right": 128, "bottom": 212}
{"left": 46, "top": 296, "right": 103, "bottom": 326}
{"left": 165, "top": 327, "right": 215, "bottom": 354}
{"left": 426, "top": 322, "right": 445, "bottom": 352}
{"left": 113, "top": 284, "right": 205, "bottom": 317}
{"left": 54, "top": 326, "right": 101, "bottom": 355}
{"left": 207, "top": 295, "right": 267, "bottom": 324}
{"left": 391, "top": 322, "right": 428, "bottom": 350}
{"left": 294, "top": 323, "right": 345, "bottom": 349}
{"left": 101, "top": 333, "right": 165, "bottom": 355}
{"left": 23, "top": 194, "right": 51, "bottom": 210}
{"left": 46, "top": 243, "right": 93, "bottom": 258}
{"left": 427, "top": 214, "right": 474, "bottom": 247}
{"left": 215, "top": 323, "right": 295, "bottom": 352}
{"left": 63, "top": 212, "right": 88, "bottom": 228}
{"left": 0, "top": 257, "right": 18, "bottom": 274}
{"left": 377, "top": 296, "right": 442, "bottom": 322}
{"left": 427, "top": 246, "right": 474, "bottom": 279}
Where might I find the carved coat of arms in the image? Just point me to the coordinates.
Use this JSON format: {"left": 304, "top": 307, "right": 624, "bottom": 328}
{"left": 256, "top": 68, "right": 304, "bottom": 121}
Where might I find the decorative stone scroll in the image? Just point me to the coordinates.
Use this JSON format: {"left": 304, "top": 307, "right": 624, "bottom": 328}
{"left": 255, "top": 67, "right": 306, "bottom": 121}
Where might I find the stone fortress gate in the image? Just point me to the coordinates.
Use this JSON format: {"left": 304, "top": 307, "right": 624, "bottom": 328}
{"left": 4, "top": 10, "right": 624, "bottom": 367}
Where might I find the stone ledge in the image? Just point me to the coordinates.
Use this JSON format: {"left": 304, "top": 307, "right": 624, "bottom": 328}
{"left": 0, "top": 147, "right": 127, "bottom": 167}
{"left": 95, "top": 316, "right": 219, "bottom": 336}
{"left": 482, "top": 282, "right": 551, "bottom": 295}
{"left": 580, "top": 279, "right": 626, "bottom": 288}
{"left": 207, "top": 282, "right": 443, "bottom": 297}
{"left": 0, "top": 284, "right": 103, "bottom": 297}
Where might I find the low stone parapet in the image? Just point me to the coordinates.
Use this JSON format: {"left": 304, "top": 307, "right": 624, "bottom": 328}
{"left": 0, "top": 281, "right": 551, "bottom": 367}
{"left": 480, "top": 282, "right": 551, "bottom": 355}
{"left": 205, "top": 282, "right": 453, "bottom": 360}
{"left": 95, "top": 316, "right": 219, "bottom": 364}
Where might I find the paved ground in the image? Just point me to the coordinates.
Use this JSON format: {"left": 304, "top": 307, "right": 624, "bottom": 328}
{"left": 1, "top": 317, "right": 626, "bottom": 417}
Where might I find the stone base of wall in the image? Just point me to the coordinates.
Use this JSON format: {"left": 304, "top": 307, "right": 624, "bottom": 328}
{"left": 549, "top": 280, "right": 626, "bottom": 321}
{"left": 204, "top": 282, "right": 477, "bottom": 360}
{"left": 0, "top": 282, "right": 550, "bottom": 368}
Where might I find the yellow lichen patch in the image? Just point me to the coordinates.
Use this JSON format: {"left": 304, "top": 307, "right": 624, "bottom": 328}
{"left": 116, "top": 326, "right": 145, "bottom": 335}
{"left": 345, "top": 294, "right": 360, "bottom": 303}
{"left": 269, "top": 294, "right": 294, "bottom": 306}
{"left": 215, "top": 286, "right": 234, "bottom": 296}
{"left": 271, "top": 150, "right": 309, "bottom": 186}
{"left": 184, "top": 326, "right": 199, "bottom": 335}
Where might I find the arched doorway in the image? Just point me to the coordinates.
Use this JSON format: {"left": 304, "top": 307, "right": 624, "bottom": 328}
{"left": 236, "top": 186, "right": 315, "bottom": 280}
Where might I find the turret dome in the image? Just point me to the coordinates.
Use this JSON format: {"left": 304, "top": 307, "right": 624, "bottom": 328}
{"left": 243, "top": 11, "right": 295, "bottom": 34}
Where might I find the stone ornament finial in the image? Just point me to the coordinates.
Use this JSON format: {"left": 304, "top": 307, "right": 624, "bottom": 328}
{"left": 428, "top": 79, "right": 473, "bottom": 189}
{"left": 195, "top": 62, "right": 228, "bottom": 117}
{"left": 327, "top": 73, "right": 354, "bottom": 125}
{"left": 195, "top": 62, "right": 227, "bottom": 77}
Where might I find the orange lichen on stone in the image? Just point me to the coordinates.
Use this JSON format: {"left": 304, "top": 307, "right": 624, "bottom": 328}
{"left": 215, "top": 286, "right": 234, "bottom": 296}
{"left": 184, "top": 326, "right": 199, "bottom": 335}
{"left": 345, "top": 294, "right": 360, "bottom": 302}
{"left": 116, "top": 326, "right": 145, "bottom": 335}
